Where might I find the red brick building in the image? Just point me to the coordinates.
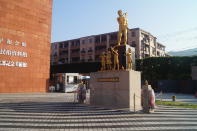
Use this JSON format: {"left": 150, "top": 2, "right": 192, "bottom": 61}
{"left": 0, "top": 0, "right": 52, "bottom": 93}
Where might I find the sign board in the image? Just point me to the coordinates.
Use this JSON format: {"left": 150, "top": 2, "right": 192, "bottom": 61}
{"left": 0, "top": 37, "right": 28, "bottom": 68}
{"left": 97, "top": 77, "right": 119, "bottom": 82}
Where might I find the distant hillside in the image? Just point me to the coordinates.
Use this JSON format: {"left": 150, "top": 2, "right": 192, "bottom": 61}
{"left": 168, "top": 48, "right": 197, "bottom": 56}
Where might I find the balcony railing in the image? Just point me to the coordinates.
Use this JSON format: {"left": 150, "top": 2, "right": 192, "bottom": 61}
{"left": 81, "top": 50, "right": 86, "bottom": 53}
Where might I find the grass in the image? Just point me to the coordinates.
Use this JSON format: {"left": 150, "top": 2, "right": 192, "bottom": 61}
{"left": 156, "top": 100, "right": 197, "bottom": 109}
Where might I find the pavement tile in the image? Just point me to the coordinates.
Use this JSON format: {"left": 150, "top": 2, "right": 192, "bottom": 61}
{"left": 0, "top": 93, "right": 197, "bottom": 131}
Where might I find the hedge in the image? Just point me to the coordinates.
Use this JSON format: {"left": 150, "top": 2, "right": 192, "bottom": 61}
{"left": 136, "top": 56, "right": 197, "bottom": 80}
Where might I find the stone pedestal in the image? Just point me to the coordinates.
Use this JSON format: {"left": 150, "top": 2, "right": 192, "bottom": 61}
{"left": 113, "top": 45, "right": 135, "bottom": 70}
{"left": 90, "top": 70, "right": 141, "bottom": 112}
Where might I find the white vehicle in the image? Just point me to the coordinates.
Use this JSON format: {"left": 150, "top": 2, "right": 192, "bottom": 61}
{"left": 65, "top": 84, "right": 78, "bottom": 93}
{"left": 63, "top": 73, "right": 81, "bottom": 93}
{"left": 54, "top": 73, "right": 90, "bottom": 92}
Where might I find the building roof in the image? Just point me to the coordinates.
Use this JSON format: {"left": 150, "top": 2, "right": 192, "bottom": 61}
{"left": 51, "top": 28, "right": 156, "bottom": 44}
{"left": 157, "top": 42, "right": 166, "bottom": 47}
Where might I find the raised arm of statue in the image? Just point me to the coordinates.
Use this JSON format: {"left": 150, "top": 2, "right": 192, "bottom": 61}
{"left": 111, "top": 48, "right": 118, "bottom": 55}
{"left": 124, "top": 12, "right": 128, "bottom": 29}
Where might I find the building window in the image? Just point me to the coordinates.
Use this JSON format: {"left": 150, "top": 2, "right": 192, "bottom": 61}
{"left": 141, "top": 41, "right": 145, "bottom": 50}
{"left": 145, "top": 54, "right": 149, "bottom": 58}
{"left": 88, "top": 47, "right": 93, "bottom": 52}
{"left": 131, "top": 41, "right": 136, "bottom": 47}
{"left": 71, "top": 41, "right": 75, "bottom": 47}
{"left": 154, "top": 42, "right": 156, "bottom": 47}
{"left": 59, "top": 50, "right": 68, "bottom": 56}
{"left": 132, "top": 32, "right": 136, "bottom": 37}
{"left": 89, "top": 39, "right": 92, "bottom": 43}
{"left": 82, "top": 40, "right": 85, "bottom": 44}
{"left": 59, "top": 43, "right": 63, "bottom": 48}
{"left": 53, "top": 52, "right": 57, "bottom": 57}
{"left": 88, "top": 56, "right": 92, "bottom": 61}
{"left": 95, "top": 45, "right": 106, "bottom": 51}
{"left": 157, "top": 51, "right": 160, "bottom": 56}
{"left": 81, "top": 48, "right": 86, "bottom": 53}
{"left": 145, "top": 45, "right": 149, "bottom": 52}
{"left": 95, "top": 36, "right": 100, "bottom": 43}
{"left": 59, "top": 58, "right": 65, "bottom": 64}
{"left": 62, "top": 50, "right": 68, "bottom": 54}
{"left": 101, "top": 35, "right": 107, "bottom": 42}
{"left": 64, "top": 42, "right": 68, "bottom": 48}
{"left": 75, "top": 40, "right": 80, "bottom": 46}
{"left": 71, "top": 49, "right": 80, "bottom": 53}
{"left": 110, "top": 33, "right": 117, "bottom": 41}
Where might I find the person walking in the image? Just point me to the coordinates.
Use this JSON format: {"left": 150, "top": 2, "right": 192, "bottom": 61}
{"left": 77, "top": 81, "right": 86, "bottom": 103}
{"left": 141, "top": 80, "right": 155, "bottom": 113}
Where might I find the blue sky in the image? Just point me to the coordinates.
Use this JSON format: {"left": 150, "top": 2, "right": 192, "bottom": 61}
{"left": 51, "top": 0, "right": 197, "bottom": 51}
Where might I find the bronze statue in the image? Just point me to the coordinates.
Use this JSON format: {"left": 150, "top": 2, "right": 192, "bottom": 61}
{"left": 106, "top": 50, "right": 112, "bottom": 70}
{"left": 121, "top": 65, "right": 125, "bottom": 70}
{"left": 111, "top": 48, "right": 119, "bottom": 70}
{"left": 126, "top": 48, "right": 132, "bottom": 70}
{"left": 117, "top": 10, "right": 128, "bottom": 45}
{"left": 100, "top": 52, "right": 106, "bottom": 71}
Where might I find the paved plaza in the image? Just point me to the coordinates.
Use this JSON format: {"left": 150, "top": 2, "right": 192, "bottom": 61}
{"left": 0, "top": 93, "right": 197, "bottom": 131}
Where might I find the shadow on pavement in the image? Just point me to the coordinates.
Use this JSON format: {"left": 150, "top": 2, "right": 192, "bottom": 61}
{"left": 0, "top": 101, "right": 131, "bottom": 115}
{"left": 0, "top": 100, "right": 197, "bottom": 130}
